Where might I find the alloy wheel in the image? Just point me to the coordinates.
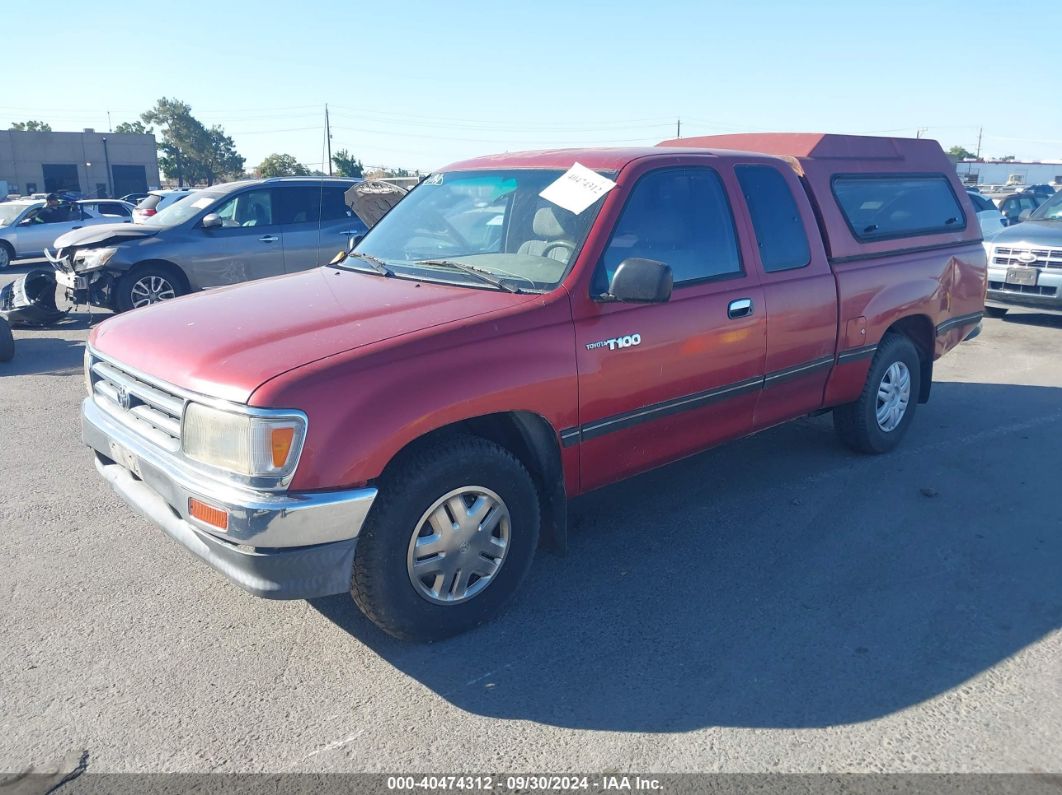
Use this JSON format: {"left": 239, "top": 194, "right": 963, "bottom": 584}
{"left": 129, "top": 275, "right": 176, "bottom": 308}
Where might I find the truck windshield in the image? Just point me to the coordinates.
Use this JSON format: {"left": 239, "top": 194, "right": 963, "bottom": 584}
{"left": 1031, "top": 190, "right": 1062, "bottom": 221}
{"left": 348, "top": 168, "right": 612, "bottom": 292}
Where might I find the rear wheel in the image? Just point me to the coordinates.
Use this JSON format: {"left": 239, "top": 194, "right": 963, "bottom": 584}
{"left": 834, "top": 334, "right": 921, "bottom": 454}
{"left": 116, "top": 265, "right": 186, "bottom": 312}
{"left": 0, "top": 242, "right": 13, "bottom": 270}
{"left": 351, "top": 436, "right": 540, "bottom": 641}
{"left": 984, "top": 306, "right": 1009, "bottom": 318}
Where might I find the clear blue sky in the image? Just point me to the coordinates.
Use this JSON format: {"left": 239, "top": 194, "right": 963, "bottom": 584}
{"left": 3, "top": 0, "right": 1058, "bottom": 173}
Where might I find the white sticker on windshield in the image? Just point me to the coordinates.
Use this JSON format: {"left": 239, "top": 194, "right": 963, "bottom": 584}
{"left": 539, "top": 163, "right": 616, "bottom": 214}
{"left": 191, "top": 197, "right": 213, "bottom": 209}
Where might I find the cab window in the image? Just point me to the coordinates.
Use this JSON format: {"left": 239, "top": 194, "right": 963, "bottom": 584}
{"left": 595, "top": 167, "right": 742, "bottom": 293}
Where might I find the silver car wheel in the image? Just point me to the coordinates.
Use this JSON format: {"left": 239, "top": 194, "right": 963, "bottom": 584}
{"left": 406, "top": 486, "right": 511, "bottom": 605}
{"left": 0, "top": 246, "right": 10, "bottom": 269}
{"left": 129, "top": 275, "right": 176, "bottom": 308}
{"left": 876, "top": 361, "right": 911, "bottom": 432}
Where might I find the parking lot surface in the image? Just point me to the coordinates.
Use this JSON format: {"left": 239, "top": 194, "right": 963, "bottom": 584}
{"left": 1, "top": 262, "right": 1059, "bottom": 774}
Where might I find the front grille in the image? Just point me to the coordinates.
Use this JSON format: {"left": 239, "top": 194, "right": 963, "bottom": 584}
{"left": 988, "top": 280, "right": 1058, "bottom": 297}
{"left": 993, "top": 245, "right": 1062, "bottom": 270}
{"left": 89, "top": 354, "right": 184, "bottom": 451}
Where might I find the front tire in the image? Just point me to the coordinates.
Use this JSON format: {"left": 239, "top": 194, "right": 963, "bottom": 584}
{"left": 834, "top": 334, "right": 921, "bottom": 454}
{"left": 351, "top": 436, "right": 540, "bottom": 641}
{"left": 116, "top": 265, "right": 186, "bottom": 312}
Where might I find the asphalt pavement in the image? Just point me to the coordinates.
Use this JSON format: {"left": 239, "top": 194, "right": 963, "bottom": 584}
{"left": 1, "top": 261, "right": 1059, "bottom": 774}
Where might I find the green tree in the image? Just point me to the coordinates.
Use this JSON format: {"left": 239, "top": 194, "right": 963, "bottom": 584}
{"left": 332, "top": 149, "right": 364, "bottom": 178}
{"left": 114, "top": 120, "right": 151, "bottom": 135}
{"left": 9, "top": 120, "right": 52, "bottom": 132}
{"left": 998, "top": 155, "right": 1016, "bottom": 163}
{"left": 140, "top": 97, "right": 244, "bottom": 186}
{"left": 202, "top": 126, "right": 245, "bottom": 184}
{"left": 256, "top": 153, "right": 310, "bottom": 178}
{"left": 947, "top": 145, "right": 975, "bottom": 160}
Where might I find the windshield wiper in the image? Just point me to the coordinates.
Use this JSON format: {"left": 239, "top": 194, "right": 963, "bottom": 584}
{"left": 345, "top": 252, "right": 394, "bottom": 277}
{"left": 416, "top": 259, "right": 521, "bottom": 293}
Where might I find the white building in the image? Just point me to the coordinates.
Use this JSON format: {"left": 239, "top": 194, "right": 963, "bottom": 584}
{"left": 953, "top": 160, "right": 1062, "bottom": 188}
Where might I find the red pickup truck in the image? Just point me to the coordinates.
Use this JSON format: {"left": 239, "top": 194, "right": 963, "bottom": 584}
{"left": 81, "top": 133, "right": 986, "bottom": 640}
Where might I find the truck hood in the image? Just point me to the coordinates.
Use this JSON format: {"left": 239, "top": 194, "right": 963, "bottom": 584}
{"left": 54, "top": 223, "right": 158, "bottom": 248}
{"left": 989, "top": 220, "right": 1062, "bottom": 248}
{"left": 90, "top": 267, "right": 537, "bottom": 404}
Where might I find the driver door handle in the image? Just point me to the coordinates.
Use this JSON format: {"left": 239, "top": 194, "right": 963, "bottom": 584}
{"left": 258, "top": 235, "right": 279, "bottom": 243}
{"left": 728, "top": 298, "right": 753, "bottom": 319}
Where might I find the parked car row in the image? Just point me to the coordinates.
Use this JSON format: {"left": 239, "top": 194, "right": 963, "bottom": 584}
{"left": 983, "top": 187, "right": 1062, "bottom": 316}
{"left": 0, "top": 198, "right": 136, "bottom": 268}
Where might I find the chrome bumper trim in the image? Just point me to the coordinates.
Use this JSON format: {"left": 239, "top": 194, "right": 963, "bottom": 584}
{"left": 82, "top": 396, "right": 377, "bottom": 549}
{"left": 95, "top": 457, "right": 357, "bottom": 599}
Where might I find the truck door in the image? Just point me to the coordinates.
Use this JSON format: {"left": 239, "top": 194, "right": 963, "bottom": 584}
{"left": 572, "top": 165, "right": 766, "bottom": 491}
{"left": 731, "top": 164, "right": 839, "bottom": 428}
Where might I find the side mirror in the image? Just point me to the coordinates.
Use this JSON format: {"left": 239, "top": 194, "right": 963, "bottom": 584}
{"left": 201, "top": 213, "right": 223, "bottom": 230}
{"left": 1018, "top": 209, "right": 1032, "bottom": 222}
{"left": 606, "top": 258, "right": 673, "bottom": 303}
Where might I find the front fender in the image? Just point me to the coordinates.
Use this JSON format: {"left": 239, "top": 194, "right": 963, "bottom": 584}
{"left": 249, "top": 296, "right": 579, "bottom": 492}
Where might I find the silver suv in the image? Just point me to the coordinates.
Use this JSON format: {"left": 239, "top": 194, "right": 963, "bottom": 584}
{"left": 984, "top": 189, "right": 1062, "bottom": 317}
{"left": 48, "top": 178, "right": 369, "bottom": 312}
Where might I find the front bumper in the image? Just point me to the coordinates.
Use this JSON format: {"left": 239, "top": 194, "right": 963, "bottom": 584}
{"left": 46, "top": 249, "right": 122, "bottom": 309}
{"left": 82, "top": 396, "right": 377, "bottom": 599}
{"left": 986, "top": 265, "right": 1062, "bottom": 314}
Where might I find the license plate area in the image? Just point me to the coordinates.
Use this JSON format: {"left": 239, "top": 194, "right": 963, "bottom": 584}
{"left": 108, "top": 440, "right": 143, "bottom": 479}
{"left": 1005, "top": 267, "right": 1037, "bottom": 286}
{"left": 55, "top": 270, "right": 87, "bottom": 290}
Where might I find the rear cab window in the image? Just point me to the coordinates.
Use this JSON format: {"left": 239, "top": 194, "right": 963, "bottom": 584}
{"left": 832, "top": 175, "right": 966, "bottom": 242}
{"left": 736, "top": 165, "right": 811, "bottom": 272}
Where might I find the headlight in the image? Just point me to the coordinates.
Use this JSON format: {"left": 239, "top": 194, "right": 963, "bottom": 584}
{"left": 72, "top": 246, "right": 118, "bottom": 272}
{"left": 182, "top": 402, "right": 306, "bottom": 480}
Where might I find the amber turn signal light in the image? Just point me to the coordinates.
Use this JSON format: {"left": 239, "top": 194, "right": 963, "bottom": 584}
{"left": 271, "top": 427, "right": 296, "bottom": 468}
{"left": 188, "top": 498, "right": 229, "bottom": 531}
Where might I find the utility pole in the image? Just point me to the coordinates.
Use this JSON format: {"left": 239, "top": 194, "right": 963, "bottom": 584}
{"left": 976, "top": 127, "right": 983, "bottom": 160}
{"left": 102, "top": 136, "right": 112, "bottom": 197}
{"left": 325, "top": 104, "right": 333, "bottom": 176}
{"left": 107, "top": 110, "right": 112, "bottom": 133}
{"left": 676, "top": 118, "right": 681, "bottom": 138}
